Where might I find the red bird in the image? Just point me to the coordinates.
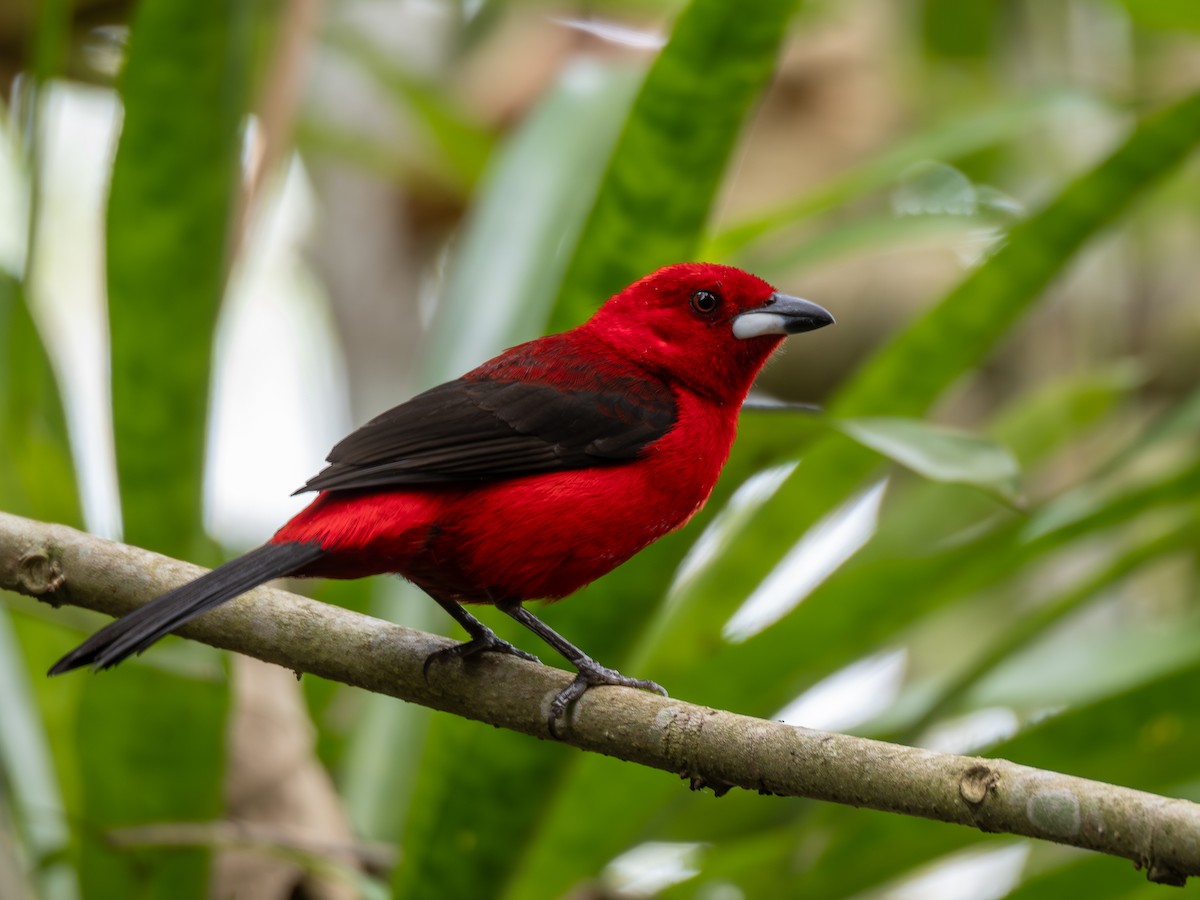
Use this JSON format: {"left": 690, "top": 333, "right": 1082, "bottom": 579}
{"left": 50, "top": 263, "right": 833, "bottom": 732}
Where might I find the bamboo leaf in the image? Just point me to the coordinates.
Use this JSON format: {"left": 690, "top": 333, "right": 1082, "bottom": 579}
{"left": 0, "top": 275, "right": 79, "bottom": 526}
{"left": 836, "top": 416, "right": 1022, "bottom": 502}
{"left": 422, "top": 62, "right": 642, "bottom": 384}
{"left": 0, "top": 606, "right": 78, "bottom": 900}
{"left": 1114, "top": 0, "right": 1200, "bottom": 32}
{"left": 83, "top": 2, "right": 261, "bottom": 897}
{"left": 77, "top": 669, "right": 228, "bottom": 900}
{"left": 106, "top": 0, "right": 254, "bottom": 559}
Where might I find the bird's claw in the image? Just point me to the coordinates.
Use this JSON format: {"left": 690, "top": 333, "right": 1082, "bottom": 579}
{"left": 547, "top": 662, "right": 667, "bottom": 738}
{"left": 422, "top": 633, "right": 540, "bottom": 681}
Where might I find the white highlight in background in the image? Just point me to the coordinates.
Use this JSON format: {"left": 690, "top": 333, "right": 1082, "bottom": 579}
{"left": 775, "top": 647, "right": 907, "bottom": 732}
{"left": 24, "top": 82, "right": 122, "bottom": 539}
{"left": 602, "top": 842, "right": 705, "bottom": 897}
{"left": 882, "top": 843, "right": 1030, "bottom": 900}
{"left": 723, "top": 479, "right": 888, "bottom": 643}
{"left": 670, "top": 462, "right": 797, "bottom": 601}
{"left": 205, "top": 157, "right": 350, "bottom": 548}
{"left": 552, "top": 16, "right": 667, "bottom": 50}
{"left": 919, "top": 707, "right": 1021, "bottom": 756}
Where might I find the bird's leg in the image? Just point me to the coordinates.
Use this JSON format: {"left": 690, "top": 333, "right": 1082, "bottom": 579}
{"left": 496, "top": 600, "right": 667, "bottom": 737}
{"left": 423, "top": 594, "right": 539, "bottom": 680}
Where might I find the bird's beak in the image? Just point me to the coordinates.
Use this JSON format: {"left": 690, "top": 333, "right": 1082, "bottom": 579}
{"left": 732, "top": 293, "right": 834, "bottom": 339}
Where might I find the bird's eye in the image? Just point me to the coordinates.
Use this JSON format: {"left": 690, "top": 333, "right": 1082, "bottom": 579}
{"left": 690, "top": 290, "right": 719, "bottom": 315}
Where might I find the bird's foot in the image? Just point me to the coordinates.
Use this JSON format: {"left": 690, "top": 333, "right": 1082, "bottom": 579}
{"left": 423, "top": 631, "right": 540, "bottom": 680}
{"left": 548, "top": 661, "right": 667, "bottom": 738}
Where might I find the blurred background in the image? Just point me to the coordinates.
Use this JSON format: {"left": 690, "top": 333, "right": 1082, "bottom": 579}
{"left": 2, "top": 0, "right": 1199, "bottom": 898}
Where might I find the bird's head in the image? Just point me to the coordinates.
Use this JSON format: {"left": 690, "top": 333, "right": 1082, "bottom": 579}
{"left": 585, "top": 262, "right": 833, "bottom": 402}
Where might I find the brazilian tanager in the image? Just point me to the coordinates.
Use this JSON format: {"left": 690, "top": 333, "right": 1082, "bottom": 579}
{"left": 50, "top": 263, "right": 833, "bottom": 733}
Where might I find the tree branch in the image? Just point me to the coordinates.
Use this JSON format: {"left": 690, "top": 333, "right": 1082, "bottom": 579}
{"left": 2, "top": 510, "right": 1198, "bottom": 886}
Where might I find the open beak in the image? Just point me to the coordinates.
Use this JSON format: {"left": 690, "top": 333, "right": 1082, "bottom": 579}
{"left": 732, "top": 293, "right": 834, "bottom": 339}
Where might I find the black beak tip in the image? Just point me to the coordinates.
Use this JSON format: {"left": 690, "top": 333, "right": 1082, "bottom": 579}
{"left": 769, "top": 294, "right": 834, "bottom": 334}
{"left": 785, "top": 310, "right": 835, "bottom": 334}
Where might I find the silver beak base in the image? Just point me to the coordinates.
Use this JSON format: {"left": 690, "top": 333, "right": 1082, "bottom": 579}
{"left": 732, "top": 293, "right": 834, "bottom": 339}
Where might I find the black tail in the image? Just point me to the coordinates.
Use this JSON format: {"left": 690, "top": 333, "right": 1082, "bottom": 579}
{"left": 48, "top": 541, "right": 325, "bottom": 675}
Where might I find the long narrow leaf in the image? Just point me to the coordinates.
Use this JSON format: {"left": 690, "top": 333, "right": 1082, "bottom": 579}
{"left": 0, "top": 275, "right": 79, "bottom": 527}
{"left": 107, "top": 1, "right": 253, "bottom": 558}
{"left": 0, "top": 607, "right": 78, "bottom": 900}
{"left": 83, "top": 2, "right": 260, "bottom": 898}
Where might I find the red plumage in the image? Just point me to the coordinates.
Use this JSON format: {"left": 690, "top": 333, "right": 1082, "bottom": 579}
{"left": 50, "top": 262, "right": 833, "bottom": 733}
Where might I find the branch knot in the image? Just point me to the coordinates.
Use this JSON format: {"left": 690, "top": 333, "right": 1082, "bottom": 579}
{"left": 16, "top": 548, "right": 66, "bottom": 602}
{"left": 960, "top": 764, "right": 1000, "bottom": 806}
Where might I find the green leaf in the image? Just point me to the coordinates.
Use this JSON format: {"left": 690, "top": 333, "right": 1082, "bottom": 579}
{"left": 986, "top": 362, "right": 1144, "bottom": 465}
{"left": 0, "top": 605, "right": 77, "bottom": 900}
{"left": 967, "top": 601, "right": 1200, "bottom": 718}
{"left": 920, "top": 0, "right": 1002, "bottom": 60}
{"left": 0, "top": 274, "right": 80, "bottom": 526}
{"left": 902, "top": 514, "right": 1199, "bottom": 740}
{"left": 549, "top": 0, "right": 804, "bottom": 332}
{"left": 106, "top": 0, "right": 256, "bottom": 559}
{"left": 1095, "top": 380, "right": 1200, "bottom": 476}
{"left": 28, "top": 0, "right": 73, "bottom": 82}
{"left": 2, "top": 30, "right": 81, "bottom": 899}
{"left": 422, "top": 61, "right": 642, "bottom": 384}
{"left": 836, "top": 416, "right": 1022, "bottom": 502}
{"left": 76, "top": 668, "right": 228, "bottom": 900}
{"left": 1004, "top": 851, "right": 1168, "bottom": 900}
{"left": 87, "top": 3, "right": 261, "bottom": 898}
{"left": 1111, "top": 0, "right": 1200, "bottom": 32}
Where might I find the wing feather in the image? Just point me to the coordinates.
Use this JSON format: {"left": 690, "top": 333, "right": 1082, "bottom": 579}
{"left": 297, "top": 373, "right": 676, "bottom": 494}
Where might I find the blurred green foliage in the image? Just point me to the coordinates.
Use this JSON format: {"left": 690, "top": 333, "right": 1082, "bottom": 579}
{"left": 1, "top": 0, "right": 1198, "bottom": 898}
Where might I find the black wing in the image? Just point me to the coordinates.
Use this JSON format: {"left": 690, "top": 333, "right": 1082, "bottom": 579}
{"left": 297, "top": 375, "right": 676, "bottom": 494}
